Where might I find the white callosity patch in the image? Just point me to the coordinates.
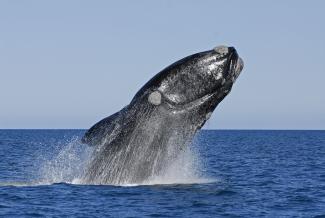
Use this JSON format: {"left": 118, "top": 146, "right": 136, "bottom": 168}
{"left": 207, "top": 63, "right": 223, "bottom": 81}
{"left": 213, "top": 45, "right": 229, "bottom": 56}
{"left": 148, "top": 91, "right": 162, "bottom": 105}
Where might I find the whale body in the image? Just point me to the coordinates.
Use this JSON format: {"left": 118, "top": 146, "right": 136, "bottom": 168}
{"left": 81, "top": 45, "right": 244, "bottom": 184}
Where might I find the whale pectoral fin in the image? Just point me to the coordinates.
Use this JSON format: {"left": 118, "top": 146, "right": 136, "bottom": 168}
{"left": 82, "top": 110, "right": 122, "bottom": 146}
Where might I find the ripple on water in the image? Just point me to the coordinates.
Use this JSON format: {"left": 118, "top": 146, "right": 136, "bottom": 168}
{"left": 1, "top": 130, "right": 325, "bottom": 217}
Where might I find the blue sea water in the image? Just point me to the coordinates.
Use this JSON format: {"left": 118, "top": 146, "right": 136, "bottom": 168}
{"left": 0, "top": 130, "right": 324, "bottom": 217}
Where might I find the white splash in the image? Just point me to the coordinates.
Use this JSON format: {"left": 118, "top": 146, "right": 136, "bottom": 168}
{"left": 3, "top": 135, "right": 214, "bottom": 187}
{"left": 38, "top": 137, "right": 92, "bottom": 185}
{"left": 139, "top": 146, "right": 211, "bottom": 185}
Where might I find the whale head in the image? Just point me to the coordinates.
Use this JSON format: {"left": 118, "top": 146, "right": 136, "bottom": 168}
{"left": 132, "top": 45, "right": 244, "bottom": 127}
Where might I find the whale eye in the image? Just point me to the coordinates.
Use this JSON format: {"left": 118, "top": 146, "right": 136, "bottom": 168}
{"left": 148, "top": 91, "right": 162, "bottom": 105}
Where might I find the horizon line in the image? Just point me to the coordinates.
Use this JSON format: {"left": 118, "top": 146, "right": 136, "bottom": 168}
{"left": 0, "top": 128, "right": 324, "bottom": 131}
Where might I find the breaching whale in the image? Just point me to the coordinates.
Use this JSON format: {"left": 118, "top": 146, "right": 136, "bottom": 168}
{"left": 81, "top": 45, "right": 244, "bottom": 184}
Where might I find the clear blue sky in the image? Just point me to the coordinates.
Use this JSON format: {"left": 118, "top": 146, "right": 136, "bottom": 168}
{"left": 0, "top": 1, "right": 324, "bottom": 129}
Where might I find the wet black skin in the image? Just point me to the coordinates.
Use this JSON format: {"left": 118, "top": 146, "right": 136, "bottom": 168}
{"left": 81, "top": 46, "right": 243, "bottom": 184}
{"left": 83, "top": 47, "right": 240, "bottom": 146}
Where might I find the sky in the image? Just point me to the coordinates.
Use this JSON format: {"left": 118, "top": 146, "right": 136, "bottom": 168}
{"left": 0, "top": 1, "right": 324, "bottom": 129}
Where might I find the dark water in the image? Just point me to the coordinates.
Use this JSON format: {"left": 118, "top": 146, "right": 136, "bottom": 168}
{"left": 0, "top": 130, "right": 324, "bottom": 217}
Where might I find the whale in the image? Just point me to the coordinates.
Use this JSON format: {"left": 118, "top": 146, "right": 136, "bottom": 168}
{"left": 81, "top": 45, "right": 244, "bottom": 184}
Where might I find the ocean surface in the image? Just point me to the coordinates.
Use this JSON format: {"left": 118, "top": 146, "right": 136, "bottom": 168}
{"left": 0, "top": 130, "right": 324, "bottom": 217}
